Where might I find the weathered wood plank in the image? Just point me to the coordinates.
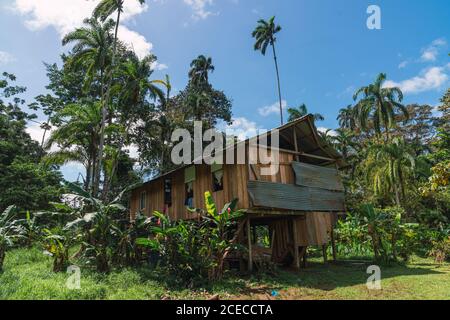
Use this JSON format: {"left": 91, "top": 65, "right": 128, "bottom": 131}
{"left": 247, "top": 180, "right": 345, "bottom": 212}
{"left": 291, "top": 161, "right": 344, "bottom": 192}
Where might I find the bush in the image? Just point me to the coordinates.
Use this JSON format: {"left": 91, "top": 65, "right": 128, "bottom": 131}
{"left": 137, "top": 191, "right": 243, "bottom": 287}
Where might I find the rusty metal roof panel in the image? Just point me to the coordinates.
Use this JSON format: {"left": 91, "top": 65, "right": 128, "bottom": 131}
{"left": 292, "top": 161, "right": 344, "bottom": 191}
{"left": 247, "top": 180, "right": 345, "bottom": 212}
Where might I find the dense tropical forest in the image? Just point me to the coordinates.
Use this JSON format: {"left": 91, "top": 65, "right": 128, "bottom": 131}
{"left": 0, "top": 0, "right": 449, "bottom": 299}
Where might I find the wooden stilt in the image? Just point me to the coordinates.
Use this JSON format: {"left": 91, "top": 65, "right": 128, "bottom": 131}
{"left": 247, "top": 219, "right": 253, "bottom": 272}
{"left": 302, "top": 246, "right": 307, "bottom": 268}
{"left": 322, "top": 245, "right": 328, "bottom": 263}
{"left": 292, "top": 218, "right": 300, "bottom": 269}
{"left": 330, "top": 225, "right": 337, "bottom": 262}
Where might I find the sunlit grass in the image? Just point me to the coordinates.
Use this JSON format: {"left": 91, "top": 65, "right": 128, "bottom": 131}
{"left": 1, "top": 247, "right": 449, "bottom": 300}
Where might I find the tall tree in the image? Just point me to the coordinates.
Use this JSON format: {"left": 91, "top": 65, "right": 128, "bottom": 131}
{"left": 366, "top": 137, "right": 416, "bottom": 206}
{"left": 92, "top": 0, "right": 146, "bottom": 197}
{"left": 287, "top": 103, "right": 324, "bottom": 123}
{"left": 62, "top": 17, "right": 115, "bottom": 193}
{"left": 337, "top": 104, "right": 357, "bottom": 130}
{"left": 189, "top": 55, "right": 214, "bottom": 86}
{"left": 353, "top": 73, "right": 409, "bottom": 140}
{"left": 44, "top": 102, "right": 102, "bottom": 191}
{"left": 252, "top": 16, "right": 284, "bottom": 125}
{"left": 0, "top": 72, "right": 63, "bottom": 212}
{"left": 102, "top": 53, "right": 165, "bottom": 197}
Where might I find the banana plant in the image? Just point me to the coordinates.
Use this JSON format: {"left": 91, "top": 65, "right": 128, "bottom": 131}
{"left": 359, "top": 203, "right": 387, "bottom": 261}
{"left": 0, "top": 206, "right": 25, "bottom": 270}
{"left": 202, "top": 191, "right": 244, "bottom": 280}
{"left": 16, "top": 211, "right": 41, "bottom": 247}
{"left": 42, "top": 227, "right": 72, "bottom": 272}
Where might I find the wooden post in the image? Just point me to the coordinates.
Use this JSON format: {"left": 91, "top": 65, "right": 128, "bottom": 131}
{"left": 292, "top": 127, "right": 300, "bottom": 161}
{"left": 302, "top": 246, "right": 307, "bottom": 268}
{"left": 247, "top": 218, "right": 253, "bottom": 272}
{"left": 322, "top": 245, "right": 328, "bottom": 263}
{"left": 330, "top": 224, "right": 337, "bottom": 262}
{"left": 292, "top": 218, "right": 300, "bottom": 269}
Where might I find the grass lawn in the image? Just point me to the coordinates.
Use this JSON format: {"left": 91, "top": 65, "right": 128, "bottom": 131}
{"left": 1, "top": 247, "right": 449, "bottom": 300}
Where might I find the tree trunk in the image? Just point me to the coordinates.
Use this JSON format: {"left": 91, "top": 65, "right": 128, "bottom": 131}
{"left": 271, "top": 40, "right": 283, "bottom": 125}
{"left": 0, "top": 247, "right": 5, "bottom": 271}
{"left": 394, "top": 184, "right": 401, "bottom": 206}
{"left": 95, "top": 8, "right": 122, "bottom": 198}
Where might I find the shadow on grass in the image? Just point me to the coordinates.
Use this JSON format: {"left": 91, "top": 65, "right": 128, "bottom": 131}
{"left": 235, "top": 258, "right": 448, "bottom": 293}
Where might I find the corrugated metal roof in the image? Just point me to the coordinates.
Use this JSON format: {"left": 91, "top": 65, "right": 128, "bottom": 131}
{"left": 247, "top": 180, "right": 345, "bottom": 212}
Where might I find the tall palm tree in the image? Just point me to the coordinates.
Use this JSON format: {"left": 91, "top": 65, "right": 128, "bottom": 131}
{"left": 62, "top": 17, "right": 115, "bottom": 193}
{"left": 117, "top": 54, "right": 165, "bottom": 106}
{"left": 102, "top": 53, "right": 166, "bottom": 197}
{"left": 62, "top": 18, "right": 114, "bottom": 92}
{"left": 366, "top": 137, "right": 415, "bottom": 206}
{"left": 331, "top": 128, "right": 358, "bottom": 161}
{"left": 353, "top": 73, "right": 409, "bottom": 139}
{"left": 287, "top": 103, "right": 324, "bottom": 123}
{"left": 337, "top": 104, "right": 357, "bottom": 130}
{"left": 188, "top": 55, "right": 214, "bottom": 86}
{"left": 252, "top": 16, "right": 284, "bottom": 125}
{"left": 92, "top": 0, "right": 146, "bottom": 196}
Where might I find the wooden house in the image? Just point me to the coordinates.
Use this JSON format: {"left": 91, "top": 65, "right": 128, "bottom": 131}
{"left": 129, "top": 115, "right": 346, "bottom": 269}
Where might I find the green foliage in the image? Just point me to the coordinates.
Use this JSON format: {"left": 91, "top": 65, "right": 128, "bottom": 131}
{"left": 353, "top": 73, "right": 409, "bottom": 138}
{"left": 41, "top": 227, "right": 72, "bottom": 272}
{"left": 136, "top": 192, "right": 243, "bottom": 287}
{"left": 287, "top": 104, "right": 324, "bottom": 123}
{"left": 335, "top": 204, "right": 448, "bottom": 263}
{"left": 0, "top": 206, "right": 25, "bottom": 270}
{"left": 0, "top": 73, "right": 64, "bottom": 212}
{"left": 428, "top": 237, "right": 450, "bottom": 264}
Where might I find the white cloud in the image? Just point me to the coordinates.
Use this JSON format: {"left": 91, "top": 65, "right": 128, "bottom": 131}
{"left": 0, "top": 51, "right": 15, "bottom": 65}
{"left": 26, "top": 122, "right": 45, "bottom": 144}
{"left": 421, "top": 38, "right": 447, "bottom": 62}
{"left": 258, "top": 100, "right": 287, "bottom": 117}
{"left": 12, "top": 0, "right": 155, "bottom": 59}
{"left": 219, "top": 117, "right": 263, "bottom": 141}
{"left": 151, "top": 61, "right": 168, "bottom": 71}
{"left": 384, "top": 64, "right": 449, "bottom": 94}
{"left": 317, "top": 127, "right": 337, "bottom": 137}
{"left": 398, "top": 60, "right": 409, "bottom": 69}
{"left": 26, "top": 122, "right": 60, "bottom": 152}
{"left": 125, "top": 144, "right": 140, "bottom": 159}
{"left": 183, "top": 0, "right": 215, "bottom": 20}
{"left": 117, "top": 25, "right": 152, "bottom": 59}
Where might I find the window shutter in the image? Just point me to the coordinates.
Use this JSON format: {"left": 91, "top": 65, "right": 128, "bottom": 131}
{"left": 184, "top": 166, "right": 196, "bottom": 183}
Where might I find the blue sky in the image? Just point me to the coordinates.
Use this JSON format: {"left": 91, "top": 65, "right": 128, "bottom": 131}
{"left": 1, "top": 0, "right": 449, "bottom": 181}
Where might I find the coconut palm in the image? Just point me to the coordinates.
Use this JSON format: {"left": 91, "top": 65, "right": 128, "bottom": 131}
{"left": 189, "top": 55, "right": 215, "bottom": 86}
{"left": 337, "top": 104, "right": 357, "bottom": 130}
{"left": 252, "top": 16, "right": 284, "bottom": 125}
{"left": 92, "top": 0, "right": 146, "bottom": 197}
{"left": 287, "top": 103, "right": 324, "bottom": 123}
{"left": 353, "top": 73, "right": 409, "bottom": 139}
{"left": 366, "top": 137, "right": 415, "bottom": 206}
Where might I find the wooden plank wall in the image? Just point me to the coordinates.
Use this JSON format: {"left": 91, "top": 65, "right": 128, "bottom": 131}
{"left": 130, "top": 163, "right": 250, "bottom": 220}
{"left": 294, "top": 213, "right": 333, "bottom": 246}
{"left": 248, "top": 150, "right": 295, "bottom": 184}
